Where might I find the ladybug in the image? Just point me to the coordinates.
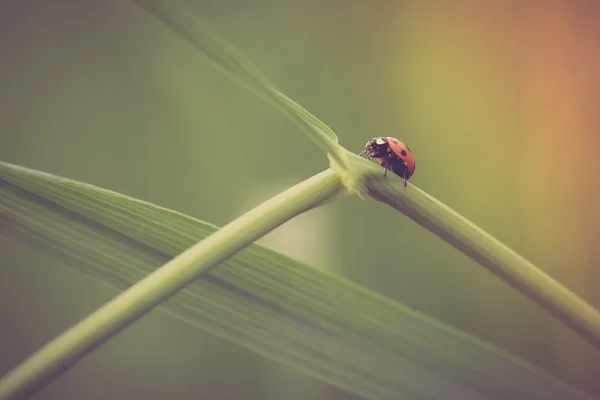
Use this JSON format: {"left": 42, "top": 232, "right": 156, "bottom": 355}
{"left": 359, "top": 137, "right": 416, "bottom": 186}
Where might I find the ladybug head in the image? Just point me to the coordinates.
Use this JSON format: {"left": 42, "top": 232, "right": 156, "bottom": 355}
{"left": 361, "top": 137, "right": 389, "bottom": 158}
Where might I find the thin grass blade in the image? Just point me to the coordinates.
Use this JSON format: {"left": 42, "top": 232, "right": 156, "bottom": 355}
{"left": 131, "top": 0, "right": 345, "bottom": 168}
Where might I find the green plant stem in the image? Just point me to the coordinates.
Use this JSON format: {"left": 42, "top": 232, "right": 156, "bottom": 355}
{"left": 365, "top": 172, "right": 600, "bottom": 352}
{"left": 0, "top": 168, "right": 346, "bottom": 400}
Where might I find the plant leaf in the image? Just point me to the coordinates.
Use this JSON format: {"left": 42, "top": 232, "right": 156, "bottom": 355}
{"left": 131, "top": 0, "right": 345, "bottom": 169}
{"left": 0, "top": 162, "right": 595, "bottom": 400}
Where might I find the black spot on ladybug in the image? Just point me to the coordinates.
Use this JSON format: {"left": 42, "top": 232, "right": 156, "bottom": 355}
{"left": 400, "top": 149, "right": 407, "bottom": 157}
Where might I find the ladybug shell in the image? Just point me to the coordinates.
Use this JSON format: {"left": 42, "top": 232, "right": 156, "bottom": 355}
{"left": 387, "top": 137, "right": 416, "bottom": 179}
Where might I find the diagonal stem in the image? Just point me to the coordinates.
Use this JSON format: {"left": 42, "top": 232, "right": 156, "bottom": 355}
{"left": 0, "top": 168, "right": 346, "bottom": 400}
{"left": 366, "top": 174, "right": 600, "bottom": 352}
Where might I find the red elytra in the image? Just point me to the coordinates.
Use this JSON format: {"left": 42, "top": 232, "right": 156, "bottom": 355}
{"left": 387, "top": 137, "right": 416, "bottom": 180}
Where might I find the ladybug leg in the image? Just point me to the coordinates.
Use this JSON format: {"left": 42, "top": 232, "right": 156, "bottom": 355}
{"left": 383, "top": 163, "right": 389, "bottom": 176}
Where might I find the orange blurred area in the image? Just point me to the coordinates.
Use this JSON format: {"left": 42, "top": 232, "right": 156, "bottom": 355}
{"left": 393, "top": 0, "right": 600, "bottom": 384}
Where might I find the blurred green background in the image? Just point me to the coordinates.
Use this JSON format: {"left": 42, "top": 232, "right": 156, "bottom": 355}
{"left": 1, "top": 1, "right": 599, "bottom": 399}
